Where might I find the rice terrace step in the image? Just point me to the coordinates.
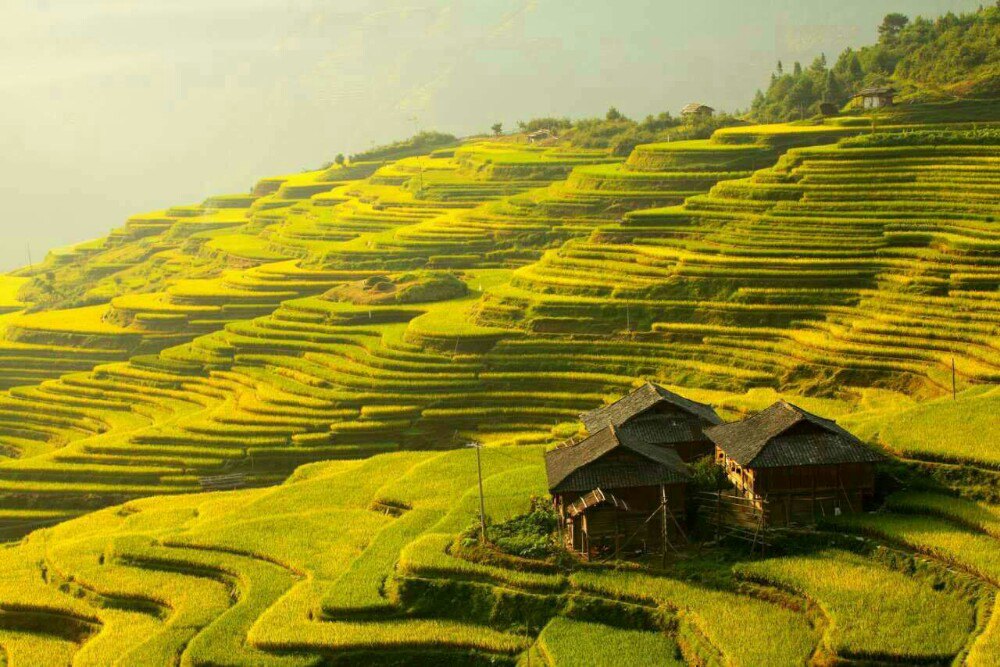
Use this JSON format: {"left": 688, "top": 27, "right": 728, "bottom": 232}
{"left": 0, "top": 3, "right": 998, "bottom": 665}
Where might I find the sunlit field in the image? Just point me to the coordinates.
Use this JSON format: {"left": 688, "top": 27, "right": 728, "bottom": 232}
{"left": 0, "top": 2, "right": 997, "bottom": 662}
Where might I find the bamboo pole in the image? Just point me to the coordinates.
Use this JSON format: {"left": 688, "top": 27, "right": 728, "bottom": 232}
{"left": 661, "top": 485, "right": 668, "bottom": 568}
{"left": 468, "top": 442, "right": 487, "bottom": 543}
{"left": 952, "top": 357, "right": 957, "bottom": 401}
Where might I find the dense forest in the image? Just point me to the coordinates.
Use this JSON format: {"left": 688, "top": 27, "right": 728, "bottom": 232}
{"left": 751, "top": 3, "right": 999, "bottom": 121}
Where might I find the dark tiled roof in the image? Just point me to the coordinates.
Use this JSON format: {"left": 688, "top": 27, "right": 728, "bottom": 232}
{"left": 580, "top": 382, "right": 722, "bottom": 433}
{"left": 852, "top": 86, "right": 897, "bottom": 97}
{"left": 555, "top": 463, "right": 685, "bottom": 495}
{"left": 681, "top": 103, "right": 714, "bottom": 113}
{"left": 616, "top": 416, "right": 704, "bottom": 446}
{"left": 545, "top": 425, "right": 690, "bottom": 494}
{"left": 755, "top": 431, "right": 881, "bottom": 467}
{"left": 704, "top": 400, "right": 884, "bottom": 469}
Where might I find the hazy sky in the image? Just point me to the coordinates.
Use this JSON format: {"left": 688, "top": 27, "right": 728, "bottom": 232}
{"left": 0, "top": 0, "right": 980, "bottom": 271}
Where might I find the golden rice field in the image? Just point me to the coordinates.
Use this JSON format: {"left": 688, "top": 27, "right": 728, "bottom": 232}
{"left": 0, "top": 99, "right": 996, "bottom": 664}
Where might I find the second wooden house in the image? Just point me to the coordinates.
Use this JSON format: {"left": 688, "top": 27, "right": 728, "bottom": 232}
{"left": 705, "top": 401, "right": 884, "bottom": 526}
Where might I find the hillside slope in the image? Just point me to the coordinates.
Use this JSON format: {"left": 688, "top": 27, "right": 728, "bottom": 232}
{"left": 752, "top": 5, "right": 1000, "bottom": 121}
{"left": 0, "top": 101, "right": 994, "bottom": 526}
{"left": 0, "top": 99, "right": 996, "bottom": 664}
{"left": 2, "top": 439, "right": 997, "bottom": 666}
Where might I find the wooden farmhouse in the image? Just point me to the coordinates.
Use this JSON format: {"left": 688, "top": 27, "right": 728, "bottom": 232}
{"left": 580, "top": 382, "right": 723, "bottom": 461}
{"left": 851, "top": 86, "right": 897, "bottom": 110}
{"left": 705, "top": 401, "right": 884, "bottom": 526}
{"left": 545, "top": 425, "right": 690, "bottom": 558}
{"left": 681, "top": 102, "right": 714, "bottom": 117}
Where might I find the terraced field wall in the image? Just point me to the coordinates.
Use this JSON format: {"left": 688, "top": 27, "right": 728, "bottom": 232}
{"left": 0, "top": 100, "right": 995, "bottom": 664}
{"left": 0, "top": 105, "right": 994, "bottom": 536}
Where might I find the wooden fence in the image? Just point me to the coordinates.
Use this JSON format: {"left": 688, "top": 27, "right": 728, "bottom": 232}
{"left": 696, "top": 490, "right": 769, "bottom": 553}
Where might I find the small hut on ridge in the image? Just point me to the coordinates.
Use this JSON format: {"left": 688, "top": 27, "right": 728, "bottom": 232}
{"left": 681, "top": 103, "right": 715, "bottom": 118}
{"left": 851, "top": 86, "right": 896, "bottom": 110}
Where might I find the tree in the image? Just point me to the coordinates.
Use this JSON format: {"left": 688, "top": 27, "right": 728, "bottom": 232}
{"left": 878, "top": 13, "right": 909, "bottom": 44}
{"left": 605, "top": 107, "right": 624, "bottom": 121}
{"left": 753, "top": 4, "right": 999, "bottom": 121}
{"left": 491, "top": 122, "right": 503, "bottom": 137}
{"left": 517, "top": 117, "right": 572, "bottom": 133}
{"left": 788, "top": 78, "right": 815, "bottom": 118}
{"left": 846, "top": 50, "right": 863, "bottom": 81}
{"left": 638, "top": 111, "right": 677, "bottom": 132}
{"left": 751, "top": 89, "right": 767, "bottom": 122}
{"left": 334, "top": 153, "right": 345, "bottom": 166}
{"left": 822, "top": 70, "right": 843, "bottom": 103}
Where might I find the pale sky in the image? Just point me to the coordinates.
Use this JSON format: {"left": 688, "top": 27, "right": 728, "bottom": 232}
{"left": 0, "top": 0, "right": 980, "bottom": 271}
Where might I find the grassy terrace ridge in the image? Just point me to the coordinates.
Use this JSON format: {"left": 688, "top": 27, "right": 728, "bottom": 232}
{"left": 0, "top": 98, "right": 996, "bottom": 663}
{"left": 0, "top": 437, "right": 994, "bottom": 665}
{"left": 0, "top": 277, "right": 29, "bottom": 313}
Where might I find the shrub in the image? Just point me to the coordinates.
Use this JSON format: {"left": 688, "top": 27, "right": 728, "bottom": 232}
{"left": 688, "top": 455, "right": 729, "bottom": 493}
{"left": 477, "top": 496, "right": 558, "bottom": 560}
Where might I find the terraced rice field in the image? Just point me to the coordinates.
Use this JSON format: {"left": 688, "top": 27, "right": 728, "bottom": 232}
{"left": 0, "top": 445, "right": 992, "bottom": 666}
{"left": 0, "top": 100, "right": 996, "bottom": 663}
{"left": 479, "top": 126, "right": 1000, "bottom": 395}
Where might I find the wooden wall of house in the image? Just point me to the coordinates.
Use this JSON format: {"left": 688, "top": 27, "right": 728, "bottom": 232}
{"left": 557, "top": 483, "right": 686, "bottom": 557}
{"left": 571, "top": 506, "right": 686, "bottom": 556}
{"left": 714, "top": 445, "right": 877, "bottom": 526}
{"left": 753, "top": 462, "right": 876, "bottom": 496}
{"left": 766, "top": 488, "right": 868, "bottom": 526}
{"left": 715, "top": 448, "right": 876, "bottom": 498}
{"left": 673, "top": 439, "right": 713, "bottom": 461}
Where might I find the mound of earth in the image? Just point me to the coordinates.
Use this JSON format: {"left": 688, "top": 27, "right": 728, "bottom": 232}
{"left": 322, "top": 271, "right": 468, "bottom": 305}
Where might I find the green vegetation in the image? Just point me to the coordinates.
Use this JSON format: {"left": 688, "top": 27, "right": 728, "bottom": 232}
{"left": 876, "top": 387, "right": 1000, "bottom": 467}
{"left": 572, "top": 568, "right": 816, "bottom": 666}
{"left": 323, "top": 272, "right": 468, "bottom": 306}
{"left": 0, "top": 276, "right": 29, "bottom": 314}
{"left": 752, "top": 5, "right": 1000, "bottom": 120}
{"left": 6, "top": 446, "right": 982, "bottom": 666}
{"left": 519, "top": 108, "right": 745, "bottom": 156}
{"left": 477, "top": 496, "right": 558, "bottom": 559}
{"left": 737, "top": 550, "right": 973, "bottom": 662}
{"left": 350, "top": 131, "right": 460, "bottom": 163}
{"left": 535, "top": 618, "right": 684, "bottom": 666}
{"left": 0, "top": 11, "right": 995, "bottom": 661}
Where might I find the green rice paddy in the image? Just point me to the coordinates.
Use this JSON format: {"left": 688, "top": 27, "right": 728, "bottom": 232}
{"left": 0, "top": 101, "right": 996, "bottom": 663}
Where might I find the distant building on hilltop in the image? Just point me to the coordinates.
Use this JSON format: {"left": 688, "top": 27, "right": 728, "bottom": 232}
{"left": 705, "top": 401, "right": 884, "bottom": 526}
{"left": 851, "top": 86, "right": 897, "bottom": 110}
{"left": 580, "top": 382, "right": 723, "bottom": 461}
{"left": 681, "top": 103, "right": 715, "bottom": 118}
{"left": 545, "top": 425, "right": 690, "bottom": 558}
{"left": 527, "top": 128, "right": 557, "bottom": 143}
